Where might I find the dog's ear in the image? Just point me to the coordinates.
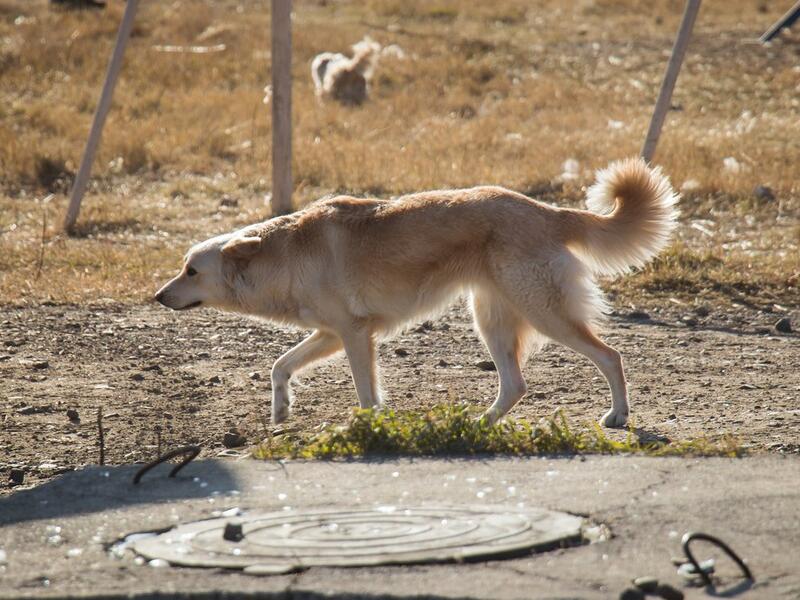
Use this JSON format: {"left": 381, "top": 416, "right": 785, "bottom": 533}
{"left": 221, "top": 236, "right": 262, "bottom": 261}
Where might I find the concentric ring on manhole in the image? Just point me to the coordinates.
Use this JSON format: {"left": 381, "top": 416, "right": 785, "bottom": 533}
{"left": 130, "top": 505, "right": 584, "bottom": 573}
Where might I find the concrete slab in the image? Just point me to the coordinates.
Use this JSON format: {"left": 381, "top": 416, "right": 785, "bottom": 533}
{"left": 0, "top": 456, "right": 798, "bottom": 599}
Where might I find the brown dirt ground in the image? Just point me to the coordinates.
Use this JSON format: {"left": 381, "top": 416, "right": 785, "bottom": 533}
{"left": 2, "top": 300, "right": 798, "bottom": 494}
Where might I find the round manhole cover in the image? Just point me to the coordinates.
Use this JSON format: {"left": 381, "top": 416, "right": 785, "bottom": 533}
{"left": 130, "top": 505, "right": 583, "bottom": 573}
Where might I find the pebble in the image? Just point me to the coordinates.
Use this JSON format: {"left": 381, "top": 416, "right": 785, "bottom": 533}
{"left": 223, "top": 431, "right": 247, "bottom": 448}
{"left": 774, "top": 317, "right": 792, "bottom": 333}
{"left": 129, "top": 373, "right": 145, "bottom": 381}
{"left": 208, "top": 375, "right": 222, "bottom": 384}
{"left": 148, "top": 558, "right": 170, "bottom": 568}
{"left": 680, "top": 316, "right": 697, "bottom": 327}
{"left": 9, "top": 468, "right": 24, "bottom": 485}
{"left": 436, "top": 359, "right": 449, "bottom": 368}
{"left": 248, "top": 371, "right": 261, "bottom": 380}
{"left": 633, "top": 576, "right": 659, "bottom": 593}
{"left": 66, "top": 409, "right": 80, "bottom": 422}
{"left": 219, "top": 196, "right": 238, "bottom": 208}
{"left": 475, "top": 360, "right": 496, "bottom": 371}
{"left": 619, "top": 588, "right": 645, "bottom": 600}
{"left": 394, "top": 348, "right": 410, "bottom": 357}
{"left": 17, "top": 406, "right": 36, "bottom": 415}
{"left": 753, "top": 184, "right": 775, "bottom": 201}
{"left": 32, "top": 360, "right": 49, "bottom": 370}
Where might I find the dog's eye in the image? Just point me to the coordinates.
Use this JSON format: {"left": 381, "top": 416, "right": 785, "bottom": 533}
{"left": 186, "top": 267, "right": 198, "bottom": 277}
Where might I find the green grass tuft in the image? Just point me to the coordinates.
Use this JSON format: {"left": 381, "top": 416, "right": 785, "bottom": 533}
{"left": 253, "top": 404, "right": 744, "bottom": 460}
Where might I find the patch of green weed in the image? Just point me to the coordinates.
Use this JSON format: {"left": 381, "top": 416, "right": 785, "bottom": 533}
{"left": 253, "top": 404, "right": 743, "bottom": 460}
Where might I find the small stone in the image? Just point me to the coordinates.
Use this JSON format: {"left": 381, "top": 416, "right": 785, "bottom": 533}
{"left": 654, "top": 583, "right": 684, "bottom": 600}
{"left": 531, "top": 391, "right": 546, "bottom": 399}
{"left": 248, "top": 371, "right": 261, "bottom": 380}
{"left": 17, "top": 406, "right": 36, "bottom": 415}
{"left": 219, "top": 196, "right": 239, "bottom": 208}
{"left": 693, "top": 305, "right": 710, "bottom": 317}
{"left": 129, "top": 373, "right": 145, "bottom": 381}
{"left": 223, "top": 430, "right": 247, "bottom": 448}
{"left": 753, "top": 184, "right": 775, "bottom": 201}
{"left": 680, "top": 316, "right": 697, "bottom": 327}
{"left": 32, "top": 360, "right": 49, "bottom": 370}
{"left": 619, "top": 588, "right": 645, "bottom": 600}
{"left": 394, "top": 348, "right": 410, "bottom": 357}
{"left": 633, "top": 576, "right": 659, "bottom": 593}
{"left": 223, "top": 521, "right": 245, "bottom": 541}
{"left": 774, "top": 317, "right": 792, "bottom": 333}
{"left": 66, "top": 409, "right": 80, "bottom": 422}
{"left": 148, "top": 558, "right": 170, "bottom": 568}
{"left": 436, "top": 359, "right": 449, "bottom": 368}
{"left": 475, "top": 360, "right": 496, "bottom": 371}
{"left": 9, "top": 468, "right": 24, "bottom": 485}
{"left": 208, "top": 375, "right": 222, "bottom": 384}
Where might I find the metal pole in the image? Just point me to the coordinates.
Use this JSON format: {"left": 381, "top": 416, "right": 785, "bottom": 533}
{"left": 63, "top": 0, "right": 140, "bottom": 233}
{"left": 271, "top": 0, "right": 293, "bottom": 215}
{"left": 760, "top": 0, "right": 800, "bottom": 43}
{"left": 640, "top": 0, "right": 701, "bottom": 163}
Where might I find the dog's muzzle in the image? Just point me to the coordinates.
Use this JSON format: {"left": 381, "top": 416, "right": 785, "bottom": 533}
{"left": 154, "top": 291, "right": 202, "bottom": 311}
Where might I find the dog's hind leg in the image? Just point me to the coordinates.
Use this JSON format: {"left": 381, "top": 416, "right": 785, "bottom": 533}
{"left": 340, "top": 327, "right": 382, "bottom": 410}
{"left": 549, "top": 322, "right": 628, "bottom": 428}
{"left": 271, "top": 330, "right": 343, "bottom": 424}
{"left": 471, "top": 291, "right": 534, "bottom": 425}
{"left": 517, "top": 308, "right": 629, "bottom": 428}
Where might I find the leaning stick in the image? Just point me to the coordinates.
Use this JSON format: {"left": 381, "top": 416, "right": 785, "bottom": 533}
{"left": 641, "top": 0, "right": 701, "bottom": 163}
{"left": 63, "top": 0, "right": 141, "bottom": 233}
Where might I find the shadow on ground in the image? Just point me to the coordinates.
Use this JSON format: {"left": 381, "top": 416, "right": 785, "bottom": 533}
{"left": 0, "top": 460, "right": 253, "bottom": 525}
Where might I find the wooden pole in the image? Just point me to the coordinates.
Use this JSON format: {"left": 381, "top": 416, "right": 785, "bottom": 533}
{"left": 641, "top": 0, "right": 701, "bottom": 163}
{"left": 271, "top": 0, "right": 293, "bottom": 215}
{"left": 63, "top": 0, "right": 140, "bottom": 233}
{"left": 760, "top": 0, "right": 800, "bottom": 43}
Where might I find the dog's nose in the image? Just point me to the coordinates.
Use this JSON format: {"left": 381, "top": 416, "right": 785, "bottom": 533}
{"left": 154, "top": 291, "right": 165, "bottom": 305}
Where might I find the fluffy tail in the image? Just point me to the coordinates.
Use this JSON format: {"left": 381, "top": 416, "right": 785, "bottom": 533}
{"left": 349, "top": 37, "right": 381, "bottom": 77}
{"left": 566, "top": 157, "right": 679, "bottom": 276}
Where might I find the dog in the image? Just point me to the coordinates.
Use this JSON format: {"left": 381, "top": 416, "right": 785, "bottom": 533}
{"left": 155, "top": 158, "right": 678, "bottom": 427}
{"left": 311, "top": 37, "right": 381, "bottom": 105}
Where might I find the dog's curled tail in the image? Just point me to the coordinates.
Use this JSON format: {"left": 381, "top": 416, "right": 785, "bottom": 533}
{"left": 350, "top": 37, "right": 381, "bottom": 77}
{"left": 567, "top": 157, "right": 679, "bottom": 276}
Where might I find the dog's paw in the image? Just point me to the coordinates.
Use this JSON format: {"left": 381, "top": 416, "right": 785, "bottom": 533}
{"left": 601, "top": 409, "right": 629, "bottom": 428}
{"left": 271, "top": 401, "right": 290, "bottom": 425}
{"left": 479, "top": 409, "right": 501, "bottom": 427}
{"left": 271, "top": 406, "right": 289, "bottom": 425}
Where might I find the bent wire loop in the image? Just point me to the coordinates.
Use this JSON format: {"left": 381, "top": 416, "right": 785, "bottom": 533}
{"left": 133, "top": 445, "right": 201, "bottom": 484}
{"left": 681, "top": 531, "right": 754, "bottom": 587}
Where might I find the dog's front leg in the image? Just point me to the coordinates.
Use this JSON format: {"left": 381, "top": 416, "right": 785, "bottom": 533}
{"left": 270, "top": 330, "right": 343, "bottom": 424}
{"left": 340, "top": 328, "right": 382, "bottom": 409}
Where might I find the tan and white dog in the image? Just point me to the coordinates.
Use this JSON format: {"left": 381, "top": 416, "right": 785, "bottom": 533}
{"left": 155, "top": 158, "right": 678, "bottom": 427}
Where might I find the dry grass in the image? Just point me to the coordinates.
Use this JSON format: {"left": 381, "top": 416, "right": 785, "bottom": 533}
{"left": 0, "top": 0, "right": 798, "bottom": 307}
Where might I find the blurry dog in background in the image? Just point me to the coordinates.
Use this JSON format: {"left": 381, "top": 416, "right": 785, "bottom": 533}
{"left": 156, "top": 158, "right": 678, "bottom": 428}
{"left": 311, "top": 37, "right": 381, "bottom": 105}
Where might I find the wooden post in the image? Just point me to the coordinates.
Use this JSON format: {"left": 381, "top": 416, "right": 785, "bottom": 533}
{"left": 641, "top": 0, "right": 701, "bottom": 163}
{"left": 271, "top": 0, "right": 293, "bottom": 215}
{"left": 760, "top": 0, "right": 800, "bottom": 43}
{"left": 63, "top": 0, "right": 140, "bottom": 233}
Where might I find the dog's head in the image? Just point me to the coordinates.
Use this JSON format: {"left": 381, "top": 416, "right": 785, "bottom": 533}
{"left": 155, "top": 233, "right": 262, "bottom": 311}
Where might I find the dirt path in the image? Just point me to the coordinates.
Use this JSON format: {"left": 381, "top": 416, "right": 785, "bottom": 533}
{"left": 2, "top": 302, "right": 798, "bottom": 492}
